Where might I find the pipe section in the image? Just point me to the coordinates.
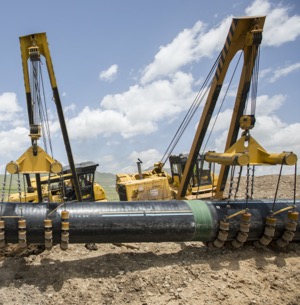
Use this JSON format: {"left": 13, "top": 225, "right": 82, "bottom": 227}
{"left": 0, "top": 200, "right": 299, "bottom": 245}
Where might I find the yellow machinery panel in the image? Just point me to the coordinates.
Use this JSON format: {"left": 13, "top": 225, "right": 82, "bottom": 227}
{"left": 120, "top": 177, "right": 172, "bottom": 201}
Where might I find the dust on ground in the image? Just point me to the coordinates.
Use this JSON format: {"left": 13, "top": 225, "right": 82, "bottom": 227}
{"left": 0, "top": 175, "right": 299, "bottom": 305}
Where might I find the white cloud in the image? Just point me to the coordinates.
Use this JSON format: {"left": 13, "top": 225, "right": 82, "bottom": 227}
{"left": 102, "top": 71, "right": 194, "bottom": 120}
{"left": 0, "top": 92, "right": 22, "bottom": 123}
{"left": 265, "top": 12, "right": 300, "bottom": 47}
{"left": 140, "top": 21, "right": 205, "bottom": 84}
{"left": 68, "top": 71, "right": 196, "bottom": 140}
{"left": 99, "top": 64, "right": 118, "bottom": 82}
{"left": 140, "top": 0, "right": 300, "bottom": 86}
{"left": 248, "top": 94, "right": 285, "bottom": 116}
{"left": 0, "top": 92, "right": 21, "bottom": 113}
{"left": 64, "top": 103, "right": 77, "bottom": 114}
{"left": 255, "top": 115, "right": 300, "bottom": 146}
{"left": 48, "top": 120, "right": 61, "bottom": 137}
{"left": 268, "top": 63, "right": 300, "bottom": 83}
{"left": 106, "top": 140, "right": 120, "bottom": 146}
{"left": 67, "top": 107, "right": 131, "bottom": 139}
{"left": 120, "top": 148, "right": 162, "bottom": 173}
{"left": 259, "top": 62, "right": 300, "bottom": 86}
{"left": 65, "top": 1, "right": 300, "bottom": 147}
{"left": 245, "top": 0, "right": 271, "bottom": 15}
{"left": 141, "top": 17, "right": 231, "bottom": 84}
{"left": 246, "top": 0, "right": 300, "bottom": 47}
{"left": 0, "top": 127, "right": 29, "bottom": 159}
{"left": 210, "top": 94, "right": 286, "bottom": 134}
{"left": 259, "top": 68, "right": 272, "bottom": 79}
{"left": 208, "top": 108, "right": 233, "bottom": 133}
{"left": 204, "top": 94, "right": 285, "bottom": 137}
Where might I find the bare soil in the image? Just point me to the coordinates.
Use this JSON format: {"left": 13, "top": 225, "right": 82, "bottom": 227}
{"left": 0, "top": 175, "right": 300, "bottom": 305}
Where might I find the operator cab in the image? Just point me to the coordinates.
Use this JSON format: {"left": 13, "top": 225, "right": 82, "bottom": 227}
{"left": 61, "top": 161, "right": 98, "bottom": 201}
{"left": 169, "top": 154, "right": 216, "bottom": 194}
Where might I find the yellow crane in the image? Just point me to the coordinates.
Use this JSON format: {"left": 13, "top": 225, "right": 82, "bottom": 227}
{"left": 116, "top": 16, "right": 297, "bottom": 202}
{"left": 177, "top": 16, "right": 297, "bottom": 200}
{"left": 3, "top": 33, "right": 106, "bottom": 203}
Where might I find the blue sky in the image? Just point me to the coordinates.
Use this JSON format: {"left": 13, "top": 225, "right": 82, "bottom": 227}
{"left": 0, "top": 0, "right": 300, "bottom": 176}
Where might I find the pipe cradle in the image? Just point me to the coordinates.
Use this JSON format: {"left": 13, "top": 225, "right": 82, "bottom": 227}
{"left": 0, "top": 200, "right": 299, "bottom": 244}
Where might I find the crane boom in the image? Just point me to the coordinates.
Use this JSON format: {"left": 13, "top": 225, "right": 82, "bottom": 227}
{"left": 176, "top": 16, "right": 266, "bottom": 199}
{"left": 19, "top": 33, "right": 82, "bottom": 202}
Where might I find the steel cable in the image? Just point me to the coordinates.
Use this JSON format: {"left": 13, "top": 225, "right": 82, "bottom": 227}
{"left": 160, "top": 52, "right": 222, "bottom": 165}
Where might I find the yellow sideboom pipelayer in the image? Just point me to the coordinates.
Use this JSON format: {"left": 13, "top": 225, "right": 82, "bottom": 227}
{"left": 18, "top": 32, "right": 82, "bottom": 202}
{"left": 0, "top": 16, "right": 299, "bottom": 251}
{"left": 3, "top": 32, "right": 106, "bottom": 204}
{"left": 175, "top": 16, "right": 296, "bottom": 200}
{"left": 115, "top": 16, "right": 298, "bottom": 203}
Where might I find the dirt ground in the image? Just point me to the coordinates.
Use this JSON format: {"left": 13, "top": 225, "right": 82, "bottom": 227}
{"left": 0, "top": 175, "right": 300, "bottom": 305}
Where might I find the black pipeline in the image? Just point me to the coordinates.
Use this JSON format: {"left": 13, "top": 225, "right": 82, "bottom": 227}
{"left": 0, "top": 199, "right": 299, "bottom": 245}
